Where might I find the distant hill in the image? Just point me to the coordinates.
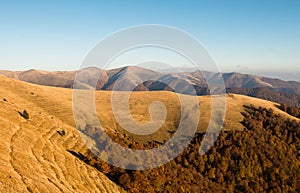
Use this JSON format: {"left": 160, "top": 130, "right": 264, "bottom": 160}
{"left": 1, "top": 66, "right": 300, "bottom": 105}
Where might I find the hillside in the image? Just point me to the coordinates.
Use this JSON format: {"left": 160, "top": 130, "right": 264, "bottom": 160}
{"left": 0, "top": 75, "right": 298, "bottom": 192}
{"left": 0, "top": 76, "right": 122, "bottom": 193}
{"left": 78, "top": 105, "right": 299, "bottom": 192}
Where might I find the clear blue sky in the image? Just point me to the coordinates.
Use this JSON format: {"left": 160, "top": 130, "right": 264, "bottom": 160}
{"left": 0, "top": 0, "right": 299, "bottom": 77}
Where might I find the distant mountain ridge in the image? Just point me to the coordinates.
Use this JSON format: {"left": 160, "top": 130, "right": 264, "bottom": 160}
{"left": 1, "top": 66, "right": 300, "bottom": 105}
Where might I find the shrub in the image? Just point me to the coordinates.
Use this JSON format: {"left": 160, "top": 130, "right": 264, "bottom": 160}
{"left": 18, "top": 110, "right": 29, "bottom": 119}
{"left": 57, "top": 130, "right": 66, "bottom": 136}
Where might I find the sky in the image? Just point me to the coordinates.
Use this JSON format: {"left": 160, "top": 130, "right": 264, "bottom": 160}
{"left": 0, "top": 0, "right": 299, "bottom": 79}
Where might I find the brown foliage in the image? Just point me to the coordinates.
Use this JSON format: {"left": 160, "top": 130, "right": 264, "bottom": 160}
{"left": 71, "top": 105, "right": 299, "bottom": 192}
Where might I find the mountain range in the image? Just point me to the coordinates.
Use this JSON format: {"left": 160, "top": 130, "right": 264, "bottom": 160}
{"left": 1, "top": 66, "right": 300, "bottom": 106}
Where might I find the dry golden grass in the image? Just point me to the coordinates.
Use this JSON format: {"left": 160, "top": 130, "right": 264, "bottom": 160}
{"left": 0, "top": 75, "right": 298, "bottom": 192}
{"left": 95, "top": 91, "right": 299, "bottom": 143}
{"left": 0, "top": 76, "right": 122, "bottom": 193}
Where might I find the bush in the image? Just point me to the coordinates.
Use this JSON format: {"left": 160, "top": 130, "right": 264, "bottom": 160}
{"left": 18, "top": 110, "right": 29, "bottom": 119}
{"left": 57, "top": 130, "right": 66, "bottom": 136}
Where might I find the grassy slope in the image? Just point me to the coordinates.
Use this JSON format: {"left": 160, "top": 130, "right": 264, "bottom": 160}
{"left": 0, "top": 75, "right": 298, "bottom": 192}
{"left": 0, "top": 76, "right": 122, "bottom": 193}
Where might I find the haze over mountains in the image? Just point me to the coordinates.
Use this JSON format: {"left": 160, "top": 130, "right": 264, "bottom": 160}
{"left": 1, "top": 66, "right": 300, "bottom": 106}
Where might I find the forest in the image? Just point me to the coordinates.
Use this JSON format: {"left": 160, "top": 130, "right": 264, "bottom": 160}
{"left": 69, "top": 105, "right": 300, "bottom": 193}
{"left": 279, "top": 103, "right": 300, "bottom": 118}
